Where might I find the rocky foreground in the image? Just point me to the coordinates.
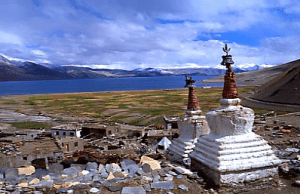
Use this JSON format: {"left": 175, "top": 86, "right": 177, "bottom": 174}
{"left": 1, "top": 144, "right": 300, "bottom": 194}
{"left": 0, "top": 156, "right": 208, "bottom": 194}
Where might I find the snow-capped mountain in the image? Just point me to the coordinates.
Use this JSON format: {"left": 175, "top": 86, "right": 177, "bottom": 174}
{"left": 133, "top": 68, "right": 174, "bottom": 75}
{"left": 214, "top": 63, "right": 274, "bottom": 72}
{"left": 0, "top": 54, "right": 277, "bottom": 81}
{"left": 235, "top": 63, "right": 274, "bottom": 71}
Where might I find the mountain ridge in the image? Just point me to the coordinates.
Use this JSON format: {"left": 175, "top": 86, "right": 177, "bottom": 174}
{"left": 0, "top": 55, "right": 275, "bottom": 82}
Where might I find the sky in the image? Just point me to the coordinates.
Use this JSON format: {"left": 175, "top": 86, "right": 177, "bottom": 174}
{"left": 1, "top": 0, "right": 300, "bottom": 70}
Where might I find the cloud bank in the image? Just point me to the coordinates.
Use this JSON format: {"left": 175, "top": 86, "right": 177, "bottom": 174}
{"left": 0, "top": 0, "right": 300, "bottom": 69}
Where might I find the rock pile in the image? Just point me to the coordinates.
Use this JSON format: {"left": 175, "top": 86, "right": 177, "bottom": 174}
{"left": 0, "top": 157, "right": 201, "bottom": 193}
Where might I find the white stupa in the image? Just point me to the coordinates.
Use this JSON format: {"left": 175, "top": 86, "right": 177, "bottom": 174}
{"left": 166, "top": 76, "right": 210, "bottom": 165}
{"left": 190, "top": 45, "right": 281, "bottom": 185}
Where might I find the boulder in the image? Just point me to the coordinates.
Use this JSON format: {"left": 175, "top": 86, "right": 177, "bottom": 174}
{"left": 78, "top": 170, "right": 90, "bottom": 177}
{"left": 173, "top": 166, "right": 193, "bottom": 175}
{"left": 105, "top": 163, "right": 122, "bottom": 173}
{"left": 164, "top": 176, "right": 173, "bottom": 181}
{"left": 142, "top": 163, "right": 151, "bottom": 173}
{"left": 108, "top": 185, "right": 123, "bottom": 192}
{"left": 32, "top": 180, "right": 54, "bottom": 189}
{"left": 178, "top": 184, "right": 188, "bottom": 191}
{"left": 89, "top": 187, "right": 101, "bottom": 193}
{"left": 48, "top": 163, "right": 64, "bottom": 173}
{"left": 33, "top": 191, "right": 43, "bottom": 194}
{"left": 56, "top": 187, "right": 68, "bottom": 193}
{"left": 91, "top": 182, "right": 101, "bottom": 188}
{"left": 33, "top": 169, "right": 49, "bottom": 179}
{"left": 42, "top": 175, "right": 51, "bottom": 180}
{"left": 18, "top": 165, "right": 35, "bottom": 176}
{"left": 53, "top": 184, "right": 61, "bottom": 190}
{"left": 98, "top": 164, "right": 106, "bottom": 173}
{"left": 151, "top": 181, "right": 174, "bottom": 189}
{"left": 83, "top": 173, "right": 93, "bottom": 181}
{"left": 5, "top": 185, "right": 15, "bottom": 191}
{"left": 136, "top": 168, "right": 144, "bottom": 176}
{"left": 18, "top": 182, "right": 29, "bottom": 187}
{"left": 142, "top": 176, "right": 153, "bottom": 182}
{"left": 61, "top": 182, "right": 79, "bottom": 188}
{"left": 121, "top": 159, "right": 137, "bottom": 170}
{"left": 127, "top": 164, "right": 139, "bottom": 175}
{"left": 113, "top": 171, "right": 126, "bottom": 178}
{"left": 144, "top": 184, "right": 151, "bottom": 192}
{"left": 140, "top": 156, "right": 161, "bottom": 170}
{"left": 153, "top": 175, "right": 161, "bottom": 182}
{"left": 106, "top": 172, "right": 115, "bottom": 180}
{"left": 29, "top": 178, "right": 40, "bottom": 185}
{"left": 121, "top": 187, "right": 146, "bottom": 194}
{"left": 73, "top": 184, "right": 89, "bottom": 190}
{"left": 62, "top": 167, "right": 80, "bottom": 177}
{"left": 92, "top": 174, "right": 102, "bottom": 182}
{"left": 86, "top": 162, "right": 98, "bottom": 171}
{"left": 177, "top": 174, "right": 183, "bottom": 179}
{"left": 100, "top": 171, "right": 109, "bottom": 179}
{"left": 4, "top": 168, "right": 18, "bottom": 179}
{"left": 71, "top": 164, "right": 86, "bottom": 171}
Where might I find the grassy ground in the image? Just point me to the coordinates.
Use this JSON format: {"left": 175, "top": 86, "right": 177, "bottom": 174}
{"left": 8, "top": 122, "right": 53, "bottom": 130}
{"left": 0, "top": 86, "right": 293, "bottom": 126}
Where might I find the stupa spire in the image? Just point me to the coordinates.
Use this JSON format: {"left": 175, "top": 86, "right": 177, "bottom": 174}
{"left": 221, "top": 44, "right": 238, "bottom": 99}
{"left": 184, "top": 76, "right": 201, "bottom": 116}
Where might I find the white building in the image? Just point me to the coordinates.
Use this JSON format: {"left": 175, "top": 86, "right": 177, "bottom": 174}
{"left": 51, "top": 124, "right": 82, "bottom": 138}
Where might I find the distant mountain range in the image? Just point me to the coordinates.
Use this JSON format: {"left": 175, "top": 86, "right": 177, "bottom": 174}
{"left": 0, "top": 55, "right": 274, "bottom": 81}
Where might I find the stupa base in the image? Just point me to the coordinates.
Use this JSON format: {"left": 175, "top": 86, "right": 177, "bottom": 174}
{"left": 167, "top": 139, "right": 196, "bottom": 166}
{"left": 190, "top": 133, "right": 281, "bottom": 186}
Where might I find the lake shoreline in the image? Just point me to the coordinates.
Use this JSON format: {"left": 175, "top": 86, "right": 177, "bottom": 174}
{"left": 0, "top": 75, "right": 223, "bottom": 96}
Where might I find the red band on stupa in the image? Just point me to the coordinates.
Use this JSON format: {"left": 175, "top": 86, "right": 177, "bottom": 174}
{"left": 187, "top": 87, "right": 201, "bottom": 111}
{"left": 222, "top": 72, "right": 238, "bottom": 99}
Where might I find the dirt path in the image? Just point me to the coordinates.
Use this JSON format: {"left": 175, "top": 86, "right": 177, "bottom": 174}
{"left": 242, "top": 97, "right": 300, "bottom": 112}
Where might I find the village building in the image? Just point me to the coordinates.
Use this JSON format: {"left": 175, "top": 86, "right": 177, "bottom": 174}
{"left": 163, "top": 115, "right": 179, "bottom": 130}
{"left": 116, "top": 123, "right": 146, "bottom": 138}
{"left": 51, "top": 123, "right": 82, "bottom": 138}
{"left": 54, "top": 136, "right": 85, "bottom": 153}
{"left": 81, "top": 124, "right": 119, "bottom": 138}
{"left": 0, "top": 136, "right": 63, "bottom": 168}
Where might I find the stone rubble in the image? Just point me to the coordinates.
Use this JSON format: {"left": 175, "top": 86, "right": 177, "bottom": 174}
{"left": 0, "top": 156, "right": 202, "bottom": 193}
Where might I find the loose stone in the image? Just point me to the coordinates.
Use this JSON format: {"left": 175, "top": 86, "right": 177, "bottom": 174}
{"left": 178, "top": 184, "right": 189, "bottom": 191}
{"left": 121, "top": 186, "right": 146, "bottom": 194}
{"left": 151, "top": 181, "right": 175, "bottom": 190}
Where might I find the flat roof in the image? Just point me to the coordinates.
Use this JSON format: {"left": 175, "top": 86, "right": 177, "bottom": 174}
{"left": 51, "top": 123, "right": 82, "bottom": 131}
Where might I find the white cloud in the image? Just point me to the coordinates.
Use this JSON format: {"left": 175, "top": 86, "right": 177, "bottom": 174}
{"left": 0, "top": 0, "right": 299, "bottom": 69}
{"left": 31, "top": 50, "right": 47, "bottom": 57}
{"left": 0, "top": 31, "right": 22, "bottom": 45}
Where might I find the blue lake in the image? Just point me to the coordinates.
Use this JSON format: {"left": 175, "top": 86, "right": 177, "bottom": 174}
{"left": 0, "top": 75, "right": 222, "bottom": 95}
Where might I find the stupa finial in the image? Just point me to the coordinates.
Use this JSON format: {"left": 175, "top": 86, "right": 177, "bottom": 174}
{"left": 221, "top": 44, "right": 238, "bottom": 99}
{"left": 223, "top": 43, "right": 231, "bottom": 56}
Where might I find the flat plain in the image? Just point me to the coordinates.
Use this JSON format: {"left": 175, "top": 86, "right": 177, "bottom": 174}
{"left": 0, "top": 86, "right": 294, "bottom": 128}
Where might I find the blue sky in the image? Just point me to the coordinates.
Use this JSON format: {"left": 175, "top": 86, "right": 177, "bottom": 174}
{"left": 0, "top": 0, "right": 300, "bottom": 69}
